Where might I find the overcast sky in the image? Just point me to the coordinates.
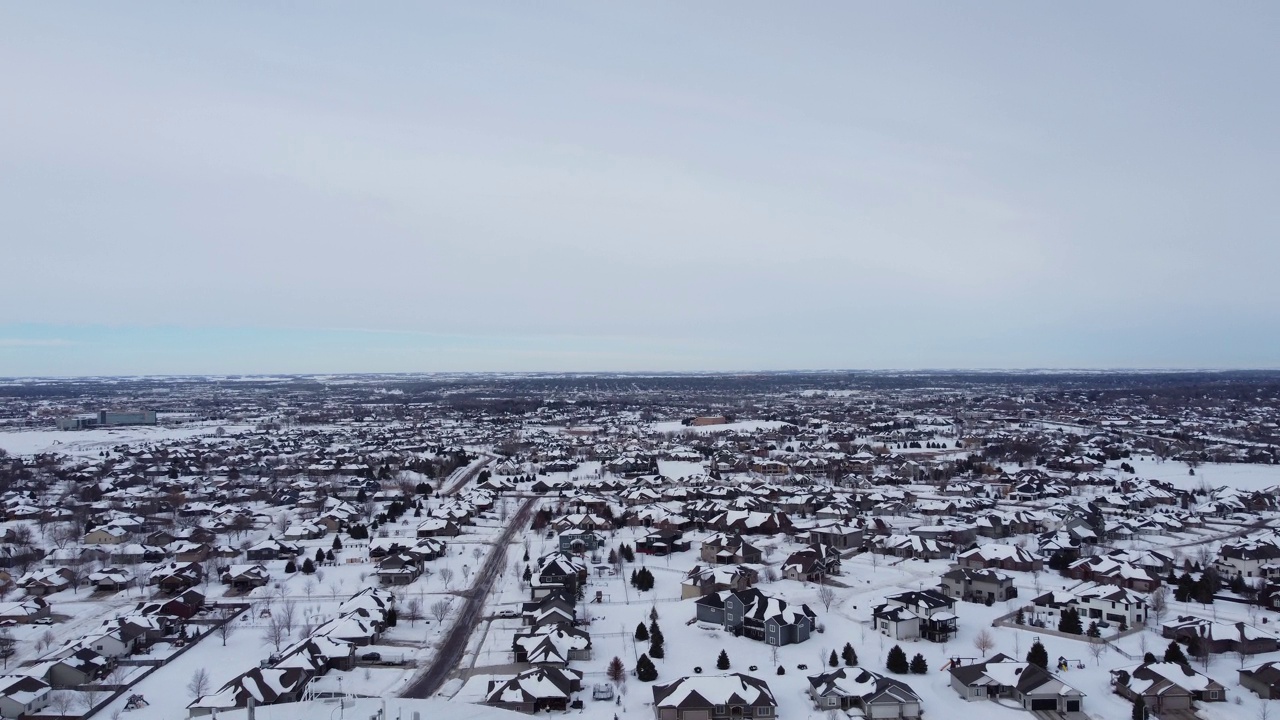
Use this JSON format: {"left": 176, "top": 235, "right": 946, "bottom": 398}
{"left": 2, "top": 3, "right": 1278, "bottom": 376}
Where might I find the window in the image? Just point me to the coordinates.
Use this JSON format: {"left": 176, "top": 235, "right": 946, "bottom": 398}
{"left": 715, "top": 706, "right": 726, "bottom": 715}
{"left": 755, "top": 708, "right": 771, "bottom": 716}
{"left": 1210, "top": 691, "right": 1218, "bottom": 700}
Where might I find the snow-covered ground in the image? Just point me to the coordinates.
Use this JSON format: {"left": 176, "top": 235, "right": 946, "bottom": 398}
{"left": 0, "top": 423, "right": 254, "bottom": 458}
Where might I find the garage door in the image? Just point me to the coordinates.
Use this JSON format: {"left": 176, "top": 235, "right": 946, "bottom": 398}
{"left": 682, "top": 712, "right": 710, "bottom": 720}
{"left": 1066, "top": 700, "right": 1080, "bottom": 712}
{"left": 1030, "top": 699, "right": 1057, "bottom": 711}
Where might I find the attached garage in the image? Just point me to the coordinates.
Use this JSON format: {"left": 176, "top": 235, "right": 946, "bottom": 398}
{"left": 1066, "top": 700, "right": 1081, "bottom": 712}
{"left": 1030, "top": 698, "right": 1058, "bottom": 711}
{"left": 680, "top": 711, "right": 711, "bottom": 720}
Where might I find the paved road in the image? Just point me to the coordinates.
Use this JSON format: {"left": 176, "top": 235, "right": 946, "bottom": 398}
{"left": 440, "top": 456, "right": 495, "bottom": 497}
{"left": 401, "top": 496, "right": 536, "bottom": 698}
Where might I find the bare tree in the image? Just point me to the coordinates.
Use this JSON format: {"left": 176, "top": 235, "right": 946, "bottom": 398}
{"left": 39, "top": 629, "right": 55, "bottom": 654}
{"left": 80, "top": 681, "right": 103, "bottom": 707}
{"left": 279, "top": 600, "right": 297, "bottom": 636}
{"left": 472, "top": 546, "right": 484, "bottom": 563}
{"left": 403, "top": 597, "right": 423, "bottom": 627}
{"left": 187, "top": 667, "right": 211, "bottom": 699}
{"left": 1148, "top": 586, "right": 1168, "bottom": 630}
{"left": 48, "top": 691, "right": 75, "bottom": 717}
{"left": 817, "top": 584, "right": 836, "bottom": 612}
{"left": 50, "top": 522, "right": 79, "bottom": 550}
{"left": 1088, "top": 639, "right": 1107, "bottom": 665}
{"left": 973, "top": 629, "right": 995, "bottom": 657}
{"left": 439, "top": 567, "right": 454, "bottom": 590}
{"left": 304, "top": 578, "right": 316, "bottom": 601}
{"left": 216, "top": 609, "right": 238, "bottom": 647}
{"left": 263, "top": 612, "right": 288, "bottom": 652}
{"left": 430, "top": 598, "right": 451, "bottom": 623}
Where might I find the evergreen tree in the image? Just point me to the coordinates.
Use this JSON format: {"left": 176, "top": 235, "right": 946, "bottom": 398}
{"left": 1163, "top": 641, "right": 1188, "bottom": 665}
{"left": 386, "top": 607, "right": 398, "bottom": 627}
{"left": 716, "top": 649, "right": 731, "bottom": 670}
{"left": 776, "top": 665, "right": 785, "bottom": 675}
{"left": 886, "top": 645, "right": 909, "bottom": 674}
{"left": 1086, "top": 621, "right": 1101, "bottom": 638}
{"left": 1015, "top": 608, "right": 1025, "bottom": 625}
{"left": 635, "top": 622, "right": 649, "bottom": 641}
{"left": 315, "top": 548, "right": 325, "bottom": 564}
{"left": 332, "top": 535, "right": 343, "bottom": 550}
{"left": 523, "top": 565, "right": 532, "bottom": 583}
{"left": 1131, "top": 695, "right": 1146, "bottom": 720}
{"left": 1174, "top": 573, "right": 1196, "bottom": 602}
{"left": 1186, "top": 634, "right": 1205, "bottom": 662}
{"left": 841, "top": 643, "right": 857, "bottom": 667}
{"left": 1143, "top": 652, "right": 1157, "bottom": 664}
{"left": 909, "top": 653, "right": 927, "bottom": 674}
{"left": 285, "top": 560, "right": 297, "bottom": 573}
{"left": 301, "top": 558, "right": 316, "bottom": 574}
{"left": 635, "top": 654, "right": 658, "bottom": 682}
{"left": 649, "top": 621, "right": 665, "bottom": 659}
{"left": 1026, "top": 640, "right": 1049, "bottom": 669}
{"left": 1059, "top": 607, "right": 1083, "bottom": 635}
{"left": 828, "top": 650, "right": 838, "bottom": 667}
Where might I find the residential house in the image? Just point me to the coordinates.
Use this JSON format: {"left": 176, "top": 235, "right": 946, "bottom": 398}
{"left": 1111, "top": 662, "right": 1225, "bottom": 713}
{"left": 0, "top": 598, "right": 50, "bottom": 625}
{"left": 557, "top": 530, "right": 603, "bottom": 555}
{"left": 652, "top": 673, "right": 777, "bottom": 720}
{"left": 1239, "top": 661, "right": 1280, "bottom": 699}
{"left": 680, "top": 565, "right": 757, "bottom": 600}
{"left": 0, "top": 675, "right": 51, "bottom": 719}
{"left": 512, "top": 623, "right": 592, "bottom": 666}
{"left": 956, "top": 545, "right": 1043, "bottom": 573}
{"left": 1161, "top": 615, "right": 1280, "bottom": 656}
{"left": 245, "top": 536, "right": 300, "bottom": 562}
{"left": 940, "top": 567, "right": 1017, "bottom": 604}
{"left": 700, "top": 534, "right": 763, "bottom": 565}
{"left": 221, "top": 564, "right": 270, "bottom": 592}
{"left": 1031, "top": 582, "right": 1147, "bottom": 630}
{"left": 806, "top": 666, "right": 922, "bottom": 719}
{"left": 638, "top": 530, "right": 691, "bottom": 556}
{"left": 484, "top": 667, "right": 584, "bottom": 714}
{"left": 376, "top": 553, "right": 422, "bottom": 586}
{"left": 872, "top": 590, "right": 958, "bottom": 643}
{"left": 781, "top": 544, "right": 841, "bottom": 582}
{"left": 188, "top": 667, "right": 311, "bottom": 717}
{"left": 948, "top": 653, "right": 1085, "bottom": 714}
{"left": 695, "top": 588, "right": 815, "bottom": 646}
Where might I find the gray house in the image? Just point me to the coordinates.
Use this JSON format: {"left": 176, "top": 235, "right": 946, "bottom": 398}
{"left": 807, "top": 667, "right": 922, "bottom": 719}
{"left": 940, "top": 567, "right": 1017, "bottom": 604}
{"left": 1240, "top": 661, "right": 1280, "bottom": 699}
{"left": 557, "top": 530, "right": 603, "bottom": 554}
{"left": 949, "top": 653, "right": 1085, "bottom": 715}
{"left": 695, "top": 588, "right": 815, "bottom": 646}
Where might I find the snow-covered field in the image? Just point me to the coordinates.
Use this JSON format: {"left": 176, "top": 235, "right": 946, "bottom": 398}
{"left": 0, "top": 424, "right": 254, "bottom": 458}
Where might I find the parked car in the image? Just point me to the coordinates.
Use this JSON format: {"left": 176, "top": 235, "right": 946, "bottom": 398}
{"left": 361, "top": 652, "right": 381, "bottom": 662}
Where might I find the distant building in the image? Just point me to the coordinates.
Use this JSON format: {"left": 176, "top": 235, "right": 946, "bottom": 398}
{"left": 56, "top": 410, "right": 157, "bottom": 431}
